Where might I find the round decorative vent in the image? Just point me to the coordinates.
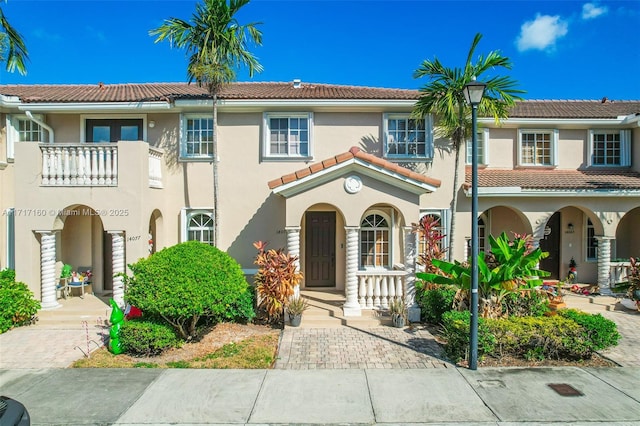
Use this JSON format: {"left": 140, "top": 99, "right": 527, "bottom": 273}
{"left": 344, "top": 175, "right": 362, "bottom": 194}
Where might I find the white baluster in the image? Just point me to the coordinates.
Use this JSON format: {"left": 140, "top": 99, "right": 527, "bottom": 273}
{"left": 380, "top": 276, "right": 389, "bottom": 309}
{"left": 91, "top": 147, "right": 98, "bottom": 185}
{"left": 41, "top": 147, "right": 50, "bottom": 185}
{"left": 111, "top": 147, "right": 118, "bottom": 185}
{"left": 69, "top": 147, "right": 77, "bottom": 185}
{"left": 388, "top": 276, "right": 397, "bottom": 305}
{"left": 77, "top": 147, "right": 85, "bottom": 185}
{"left": 98, "top": 147, "right": 105, "bottom": 185}
{"left": 358, "top": 276, "right": 366, "bottom": 308}
{"left": 84, "top": 147, "right": 92, "bottom": 185}
{"left": 373, "top": 275, "right": 381, "bottom": 308}
{"left": 396, "top": 275, "right": 404, "bottom": 300}
{"left": 62, "top": 147, "right": 70, "bottom": 185}
{"left": 55, "top": 147, "right": 63, "bottom": 185}
{"left": 366, "top": 276, "right": 374, "bottom": 309}
{"left": 105, "top": 147, "right": 112, "bottom": 185}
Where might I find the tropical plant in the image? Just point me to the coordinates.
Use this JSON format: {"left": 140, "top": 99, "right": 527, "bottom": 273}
{"left": 123, "top": 241, "right": 255, "bottom": 340}
{"left": 0, "top": 2, "right": 28, "bottom": 74}
{"left": 413, "top": 214, "right": 446, "bottom": 274}
{"left": 253, "top": 241, "right": 302, "bottom": 322}
{"left": 150, "top": 0, "right": 262, "bottom": 247}
{"left": 287, "top": 296, "right": 309, "bottom": 316}
{"left": 412, "top": 33, "right": 524, "bottom": 260}
{"left": 611, "top": 256, "right": 640, "bottom": 301}
{"left": 417, "top": 232, "right": 550, "bottom": 318}
{"left": 0, "top": 268, "right": 40, "bottom": 333}
{"left": 389, "top": 298, "right": 407, "bottom": 321}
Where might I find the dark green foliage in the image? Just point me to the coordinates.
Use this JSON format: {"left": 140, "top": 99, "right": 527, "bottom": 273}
{"left": 558, "top": 309, "right": 620, "bottom": 350}
{"left": 416, "top": 282, "right": 457, "bottom": 324}
{"left": 502, "top": 289, "right": 550, "bottom": 317}
{"left": 124, "top": 241, "right": 255, "bottom": 339}
{"left": 0, "top": 268, "right": 41, "bottom": 333}
{"left": 441, "top": 310, "right": 620, "bottom": 363}
{"left": 119, "top": 319, "right": 180, "bottom": 356}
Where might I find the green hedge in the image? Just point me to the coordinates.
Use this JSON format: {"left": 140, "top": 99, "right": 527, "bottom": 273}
{"left": 416, "top": 283, "right": 457, "bottom": 324}
{"left": 0, "top": 269, "right": 41, "bottom": 333}
{"left": 120, "top": 318, "right": 181, "bottom": 356}
{"left": 441, "top": 309, "right": 619, "bottom": 363}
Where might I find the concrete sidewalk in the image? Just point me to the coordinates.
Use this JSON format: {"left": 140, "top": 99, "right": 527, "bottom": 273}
{"left": 1, "top": 367, "right": 639, "bottom": 425}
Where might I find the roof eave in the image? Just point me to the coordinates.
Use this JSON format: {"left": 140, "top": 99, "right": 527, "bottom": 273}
{"left": 15, "top": 101, "right": 173, "bottom": 112}
{"left": 464, "top": 187, "right": 640, "bottom": 197}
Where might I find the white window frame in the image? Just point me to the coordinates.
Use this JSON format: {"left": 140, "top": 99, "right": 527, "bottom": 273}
{"left": 517, "top": 129, "right": 558, "bottom": 166}
{"left": 419, "top": 209, "right": 450, "bottom": 256}
{"left": 179, "top": 114, "right": 214, "bottom": 160}
{"left": 588, "top": 129, "right": 631, "bottom": 167}
{"left": 466, "top": 127, "right": 490, "bottom": 165}
{"left": 6, "top": 114, "right": 46, "bottom": 160}
{"left": 180, "top": 208, "right": 215, "bottom": 245}
{"left": 262, "top": 112, "right": 313, "bottom": 160}
{"left": 383, "top": 113, "right": 434, "bottom": 161}
{"left": 359, "top": 209, "right": 393, "bottom": 269}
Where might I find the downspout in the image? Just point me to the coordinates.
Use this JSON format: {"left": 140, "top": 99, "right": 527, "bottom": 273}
{"left": 25, "top": 110, "right": 54, "bottom": 142}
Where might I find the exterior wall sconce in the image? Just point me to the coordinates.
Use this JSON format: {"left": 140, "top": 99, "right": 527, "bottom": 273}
{"left": 567, "top": 223, "right": 575, "bottom": 233}
{"left": 148, "top": 120, "right": 156, "bottom": 128}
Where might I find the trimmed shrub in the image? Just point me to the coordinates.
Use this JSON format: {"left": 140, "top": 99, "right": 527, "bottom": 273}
{"left": 416, "top": 283, "right": 457, "bottom": 324}
{"left": 0, "top": 269, "right": 41, "bottom": 333}
{"left": 558, "top": 309, "right": 620, "bottom": 351}
{"left": 441, "top": 310, "right": 495, "bottom": 363}
{"left": 120, "top": 319, "right": 180, "bottom": 356}
{"left": 502, "top": 289, "right": 550, "bottom": 318}
{"left": 124, "top": 241, "right": 255, "bottom": 339}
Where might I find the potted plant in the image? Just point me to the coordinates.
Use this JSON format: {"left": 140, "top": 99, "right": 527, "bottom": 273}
{"left": 389, "top": 298, "right": 407, "bottom": 328}
{"left": 287, "top": 296, "right": 309, "bottom": 327}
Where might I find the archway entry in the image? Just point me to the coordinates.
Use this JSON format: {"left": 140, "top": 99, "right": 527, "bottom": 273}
{"left": 305, "top": 211, "right": 336, "bottom": 287}
{"left": 539, "top": 212, "right": 561, "bottom": 279}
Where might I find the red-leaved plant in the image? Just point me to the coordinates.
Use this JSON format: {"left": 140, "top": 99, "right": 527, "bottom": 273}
{"left": 413, "top": 215, "right": 447, "bottom": 275}
{"left": 253, "top": 241, "right": 303, "bottom": 323}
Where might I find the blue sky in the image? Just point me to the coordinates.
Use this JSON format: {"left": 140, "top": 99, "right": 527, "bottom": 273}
{"left": 0, "top": 0, "right": 638, "bottom": 100}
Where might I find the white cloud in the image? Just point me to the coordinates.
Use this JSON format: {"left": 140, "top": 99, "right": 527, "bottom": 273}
{"left": 582, "top": 3, "right": 608, "bottom": 20}
{"left": 516, "top": 14, "right": 569, "bottom": 52}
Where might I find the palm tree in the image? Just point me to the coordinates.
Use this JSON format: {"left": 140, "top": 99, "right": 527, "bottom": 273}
{"left": 0, "top": 2, "right": 28, "bottom": 75}
{"left": 412, "top": 33, "right": 524, "bottom": 261}
{"left": 150, "top": 0, "right": 262, "bottom": 247}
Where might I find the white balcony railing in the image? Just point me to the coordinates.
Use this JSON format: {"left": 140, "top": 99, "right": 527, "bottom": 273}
{"left": 356, "top": 270, "right": 407, "bottom": 310}
{"left": 148, "top": 147, "right": 163, "bottom": 188}
{"left": 610, "top": 262, "right": 630, "bottom": 287}
{"left": 40, "top": 144, "right": 117, "bottom": 186}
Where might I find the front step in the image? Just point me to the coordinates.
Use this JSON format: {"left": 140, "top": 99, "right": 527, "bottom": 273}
{"left": 287, "top": 290, "right": 391, "bottom": 328}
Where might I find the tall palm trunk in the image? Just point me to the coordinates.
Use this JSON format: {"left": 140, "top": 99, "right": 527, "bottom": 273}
{"left": 448, "top": 140, "right": 461, "bottom": 261}
{"left": 212, "top": 92, "right": 219, "bottom": 247}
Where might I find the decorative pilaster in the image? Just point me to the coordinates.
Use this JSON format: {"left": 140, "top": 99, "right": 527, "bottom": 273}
{"left": 403, "top": 226, "right": 420, "bottom": 322}
{"left": 285, "top": 226, "right": 301, "bottom": 297}
{"left": 343, "top": 226, "right": 361, "bottom": 316}
{"left": 37, "top": 231, "right": 60, "bottom": 310}
{"left": 596, "top": 236, "right": 613, "bottom": 295}
{"left": 109, "top": 231, "right": 126, "bottom": 308}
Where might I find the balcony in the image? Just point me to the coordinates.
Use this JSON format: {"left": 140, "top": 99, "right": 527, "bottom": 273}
{"left": 36, "top": 143, "right": 162, "bottom": 188}
{"left": 356, "top": 270, "right": 407, "bottom": 310}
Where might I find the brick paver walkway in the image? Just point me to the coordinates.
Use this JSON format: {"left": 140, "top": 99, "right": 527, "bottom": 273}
{"left": 275, "top": 325, "right": 451, "bottom": 369}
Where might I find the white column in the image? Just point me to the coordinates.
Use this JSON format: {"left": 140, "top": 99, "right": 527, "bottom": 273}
{"left": 596, "top": 236, "right": 613, "bottom": 295}
{"left": 37, "top": 231, "right": 60, "bottom": 310}
{"left": 404, "top": 226, "right": 420, "bottom": 322}
{"left": 343, "top": 226, "right": 361, "bottom": 316}
{"left": 285, "top": 226, "right": 301, "bottom": 298}
{"left": 109, "top": 231, "right": 126, "bottom": 308}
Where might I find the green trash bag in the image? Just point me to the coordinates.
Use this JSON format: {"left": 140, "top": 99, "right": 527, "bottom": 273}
{"left": 108, "top": 299, "right": 125, "bottom": 355}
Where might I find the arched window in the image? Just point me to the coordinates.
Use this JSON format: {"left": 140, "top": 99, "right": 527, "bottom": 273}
{"left": 187, "top": 212, "right": 214, "bottom": 245}
{"left": 360, "top": 212, "right": 389, "bottom": 268}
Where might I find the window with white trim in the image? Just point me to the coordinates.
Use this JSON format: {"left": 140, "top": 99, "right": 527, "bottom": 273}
{"left": 418, "top": 209, "right": 450, "bottom": 255}
{"left": 6, "top": 115, "right": 46, "bottom": 160}
{"left": 589, "top": 129, "right": 631, "bottom": 166}
{"left": 466, "top": 128, "right": 489, "bottom": 165}
{"left": 181, "top": 115, "right": 214, "bottom": 159}
{"left": 360, "top": 212, "right": 390, "bottom": 268}
{"left": 263, "top": 113, "right": 313, "bottom": 159}
{"left": 518, "top": 129, "right": 558, "bottom": 166}
{"left": 586, "top": 218, "right": 597, "bottom": 261}
{"left": 383, "top": 113, "right": 433, "bottom": 160}
{"left": 180, "top": 209, "right": 214, "bottom": 245}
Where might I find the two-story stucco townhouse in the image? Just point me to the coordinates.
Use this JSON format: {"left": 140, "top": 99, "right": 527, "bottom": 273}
{"left": 0, "top": 82, "right": 639, "bottom": 320}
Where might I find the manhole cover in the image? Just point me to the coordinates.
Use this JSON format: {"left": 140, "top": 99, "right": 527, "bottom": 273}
{"left": 547, "top": 383, "right": 584, "bottom": 396}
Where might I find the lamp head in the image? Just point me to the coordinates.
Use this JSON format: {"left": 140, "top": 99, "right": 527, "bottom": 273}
{"left": 463, "top": 78, "right": 487, "bottom": 106}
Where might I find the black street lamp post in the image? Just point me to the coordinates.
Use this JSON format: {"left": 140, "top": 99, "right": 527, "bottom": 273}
{"left": 463, "top": 78, "right": 486, "bottom": 370}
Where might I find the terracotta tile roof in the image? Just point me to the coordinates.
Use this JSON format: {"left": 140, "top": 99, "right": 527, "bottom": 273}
{"left": 464, "top": 168, "right": 640, "bottom": 191}
{"left": 0, "top": 82, "right": 419, "bottom": 103}
{"left": 268, "top": 147, "right": 441, "bottom": 190}
{"left": 507, "top": 100, "right": 640, "bottom": 119}
{"left": 1, "top": 82, "right": 638, "bottom": 118}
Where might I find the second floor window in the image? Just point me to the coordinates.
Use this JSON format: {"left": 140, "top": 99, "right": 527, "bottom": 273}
{"left": 263, "top": 113, "right": 313, "bottom": 159}
{"left": 589, "top": 130, "right": 631, "bottom": 166}
{"left": 518, "top": 129, "right": 557, "bottom": 166}
{"left": 466, "top": 128, "right": 489, "bottom": 165}
{"left": 17, "top": 119, "right": 43, "bottom": 142}
{"left": 383, "top": 113, "right": 433, "bottom": 160}
{"left": 182, "top": 115, "right": 214, "bottom": 159}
